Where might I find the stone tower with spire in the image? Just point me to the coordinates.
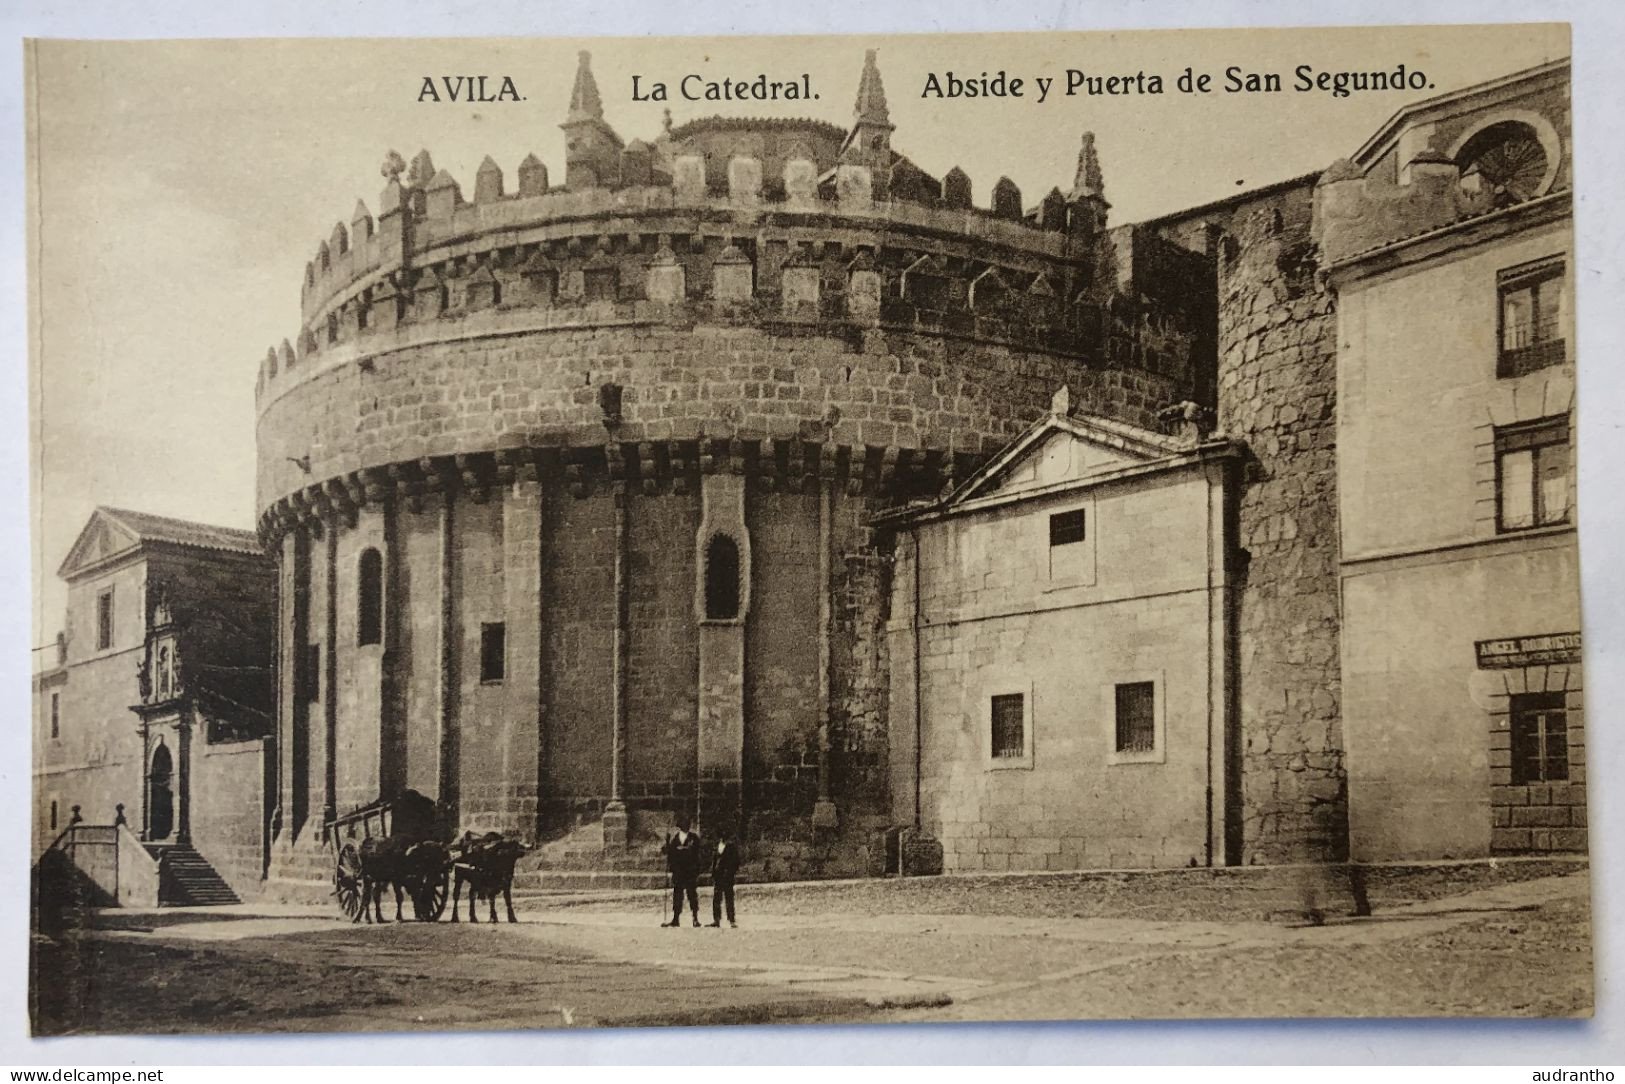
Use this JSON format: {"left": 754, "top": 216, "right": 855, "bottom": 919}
{"left": 841, "top": 48, "right": 895, "bottom": 201}
{"left": 1067, "top": 131, "right": 1110, "bottom": 239}
{"left": 561, "top": 51, "right": 624, "bottom": 189}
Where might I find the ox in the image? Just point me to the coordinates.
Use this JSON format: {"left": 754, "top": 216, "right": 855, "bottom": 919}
{"left": 451, "top": 831, "right": 528, "bottom": 924}
{"left": 357, "top": 837, "right": 449, "bottom": 924}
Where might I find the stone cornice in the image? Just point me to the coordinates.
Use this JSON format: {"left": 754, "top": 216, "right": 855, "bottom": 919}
{"left": 256, "top": 440, "right": 980, "bottom": 548}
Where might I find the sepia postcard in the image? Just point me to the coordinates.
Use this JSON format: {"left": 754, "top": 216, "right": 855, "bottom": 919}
{"left": 25, "top": 23, "right": 1593, "bottom": 1037}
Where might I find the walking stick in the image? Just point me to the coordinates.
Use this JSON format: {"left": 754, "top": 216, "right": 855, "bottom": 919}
{"left": 659, "top": 830, "right": 672, "bottom": 926}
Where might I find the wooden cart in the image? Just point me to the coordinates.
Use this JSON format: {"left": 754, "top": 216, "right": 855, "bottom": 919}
{"left": 325, "top": 792, "right": 450, "bottom": 922}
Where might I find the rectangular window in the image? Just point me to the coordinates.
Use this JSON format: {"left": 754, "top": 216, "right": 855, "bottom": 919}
{"left": 1510, "top": 691, "right": 1568, "bottom": 785}
{"left": 50, "top": 693, "right": 59, "bottom": 740}
{"left": 96, "top": 589, "right": 114, "bottom": 651}
{"left": 1498, "top": 262, "right": 1565, "bottom": 377}
{"left": 1496, "top": 417, "right": 1570, "bottom": 531}
{"left": 1049, "top": 508, "right": 1087, "bottom": 547}
{"left": 480, "top": 622, "right": 506, "bottom": 683}
{"left": 990, "top": 693, "right": 1025, "bottom": 759}
{"left": 50, "top": 800, "right": 58, "bottom": 831}
{"left": 1115, "top": 682, "right": 1157, "bottom": 754}
{"left": 303, "top": 643, "right": 321, "bottom": 703}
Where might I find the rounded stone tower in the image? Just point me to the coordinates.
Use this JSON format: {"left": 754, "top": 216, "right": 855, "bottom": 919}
{"left": 254, "top": 50, "right": 1209, "bottom": 882}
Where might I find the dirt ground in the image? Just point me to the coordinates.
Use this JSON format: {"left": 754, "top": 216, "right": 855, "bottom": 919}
{"left": 29, "top": 860, "right": 1593, "bottom": 1035}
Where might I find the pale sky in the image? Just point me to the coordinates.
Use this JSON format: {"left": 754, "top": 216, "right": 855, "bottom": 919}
{"left": 28, "top": 25, "right": 1571, "bottom": 643}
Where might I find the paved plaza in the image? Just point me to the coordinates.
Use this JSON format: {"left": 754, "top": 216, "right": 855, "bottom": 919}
{"left": 30, "top": 862, "right": 1592, "bottom": 1034}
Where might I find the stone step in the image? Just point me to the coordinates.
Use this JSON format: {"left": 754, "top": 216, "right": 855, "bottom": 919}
{"left": 150, "top": 845, "right": 241, "bottom": 906}
{"left": 511, "top": 870, "right": 670, "bottom": 892}
{"left": 528, "top": 853, "right": 666, "bottom": 871}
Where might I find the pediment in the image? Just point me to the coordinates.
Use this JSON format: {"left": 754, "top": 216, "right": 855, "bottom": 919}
{"left": 950, "top": 412, "right": 1186, "bottom": 505}
{"left": 57, "top": 509, "right": 143, "bottom": 579}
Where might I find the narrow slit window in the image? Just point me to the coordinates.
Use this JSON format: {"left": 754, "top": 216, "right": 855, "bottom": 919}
{"left": 357, "top": 548, "right": 383, "bottom": 646}
{"left": 303, "top": 643, "right": 321, "bottom": 703}
{"left": 480, "top": 622, "right": 506, "bottom": 683}
{"left": 96, "top": 589, "right": 114, "bottom": 651}
{"left": 704, "top": 534, "right": 741, "bottom": 621}
{"left": 50, "top": 692, "right": 60, "bottom": 740}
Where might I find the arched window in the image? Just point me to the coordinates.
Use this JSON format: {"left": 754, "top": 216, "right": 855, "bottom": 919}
{"left": 1457, "top": 120, "right": 1550, "bottom": 208}
{"left": 358, "top": 548, "right": 383, "bottom": 646}
{"left": 704, "top": 534, "right": 741, "bottom": 621}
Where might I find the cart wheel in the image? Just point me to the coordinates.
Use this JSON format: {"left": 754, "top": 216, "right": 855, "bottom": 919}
{"left": 413, "top": 871, "right": 449, "bottom": 922}
{"left": 335, "top": 843, "right": 365, "bottom": 920}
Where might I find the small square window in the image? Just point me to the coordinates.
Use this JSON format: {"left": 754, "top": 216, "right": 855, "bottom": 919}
{"left": 990, "top": 693, "right": 1025, "bottom": 760}
{"left": 480, "top": 622, "right": 506, "bottom": 683}
{"left": 1049, "top": 509, "right": 1087, "bottom": 547}
{"left": 1510, "top": 691, "right": 1568, "bottom": 785}
{"left": 1115, "top": 682, "right": 1156, "bottom": 754}
{"left": 1496, "top": 416, "right": 1570, "bottom": 531}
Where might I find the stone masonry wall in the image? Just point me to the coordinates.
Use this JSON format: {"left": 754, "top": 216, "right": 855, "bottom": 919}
{"left": 541, "top": 488, "right": 616, "bottom": 809}
{"left": 190, "top": 737, "right": 271, "bottom": 899}
{"left": 1212, "top": 188, "right": 1345, "bottom": 863}
{"left": 257, "top": 322, "right": 1181, "bottom": 515}
{"left": 625, "top": 491, "right": 703, "bottom": 794}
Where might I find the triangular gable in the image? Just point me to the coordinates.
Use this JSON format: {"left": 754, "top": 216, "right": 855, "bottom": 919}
{"left": 948, "top": 411, "right": 1186, "bottom": 506}
{"left": 57, "top": 508, "right": 143, "bottom": 580}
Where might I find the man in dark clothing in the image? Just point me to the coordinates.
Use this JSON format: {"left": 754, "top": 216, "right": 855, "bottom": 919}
{"left": 708, "top": 837, "right": 740, "bottom": 928}
{"left": 662, "top": 816, "right": 703, "bottom": 927}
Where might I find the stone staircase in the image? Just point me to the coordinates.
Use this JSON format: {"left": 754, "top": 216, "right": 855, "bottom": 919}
{"left": 513, "top": 819, "right": 670, "bottom": 893}
{"left": 146, "top": 843, "right": 240, "bottom": 906}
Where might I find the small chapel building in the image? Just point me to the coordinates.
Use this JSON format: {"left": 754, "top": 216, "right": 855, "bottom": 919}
{"left": 880, "top": 395, "right": 1244, "bottom": 871}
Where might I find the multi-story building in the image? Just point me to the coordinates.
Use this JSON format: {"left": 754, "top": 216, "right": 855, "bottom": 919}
{"left": 33, "top": 507, "right": 277, "bottom": 901}
{"left": 1317, "top": 60, "right": 1580, "bottom": 860}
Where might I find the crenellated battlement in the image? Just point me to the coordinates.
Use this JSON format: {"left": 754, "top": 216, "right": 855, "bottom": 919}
{"left": 259, "top": 49, "right": 1138, "bottom": 408}
{"left": 257, "top": 202, "right": 1205, "bottom": 411}
{"left": 269, "top": 159, "right": 1117, "bottom": 394}
{"left": 255, "top": 49, "right": 1211, "bottom": 522}
{"left": 293, "top": 161, "right": 1095, "bottom": 311}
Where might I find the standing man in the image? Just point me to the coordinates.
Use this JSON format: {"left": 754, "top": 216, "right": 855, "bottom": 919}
{"left": 662, "top": 815, "right": 703, "bottom": 928}
{"left": 709, "top": 836, "right": 740, "bottom": 928}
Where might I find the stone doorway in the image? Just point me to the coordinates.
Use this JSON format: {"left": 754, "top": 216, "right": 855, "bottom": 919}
{"left": 149, "top": 742, "right": 175, "bottom": 841}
